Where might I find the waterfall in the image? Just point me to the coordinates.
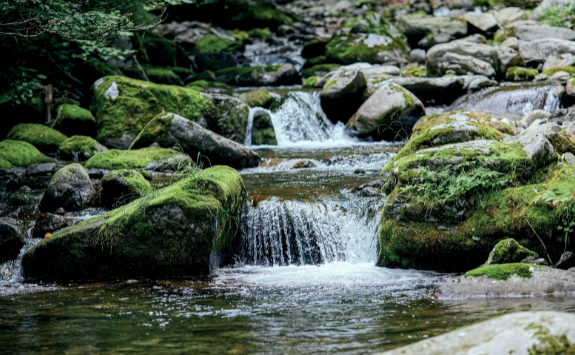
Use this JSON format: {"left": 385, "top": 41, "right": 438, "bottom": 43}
{"left": 0, "top": 238, "right": 40, "bottom": 285}
{"left": 237, "top": 194, "right": 383, "bottom": 266}
{"left": 244, "top": 107, "right": 257, "bottom": 146}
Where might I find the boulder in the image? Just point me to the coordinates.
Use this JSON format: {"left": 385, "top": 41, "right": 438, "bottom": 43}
{"left": 427, "top": 40, "right": 499, "bottom": 77}
{"left": 32, "top": 213, "right": 72, "bottom": 238}
{"left": 39, "top": 163, "right": 99, "bottom": 213}
{"left": 239, "top": 89, "right": 273, "bottom": 108}
{"left": 485, "top": 238, "right": 538, "bottom": 266}
{"left": 91, "top": 76, "right": 217, "bottom": 150}
{"left": 519, "top": 38, "right": 575, "bottom": 64}
{"left": 214, "top": 64, "right": 301, "bottom": 86}
{"left": 325, "top": 33, "right": 409, "bottom": 66}
{"left": 208, "top": 94, "right": 250, "bottom": 143}
{"left": 514, "top": 25, "right": 575, "bottom": 42}
{"left": 22, "top": 166, "right": 246, "bottom": 280}
{"left": 0, "top": 140, "right": 54, "bottom": 169}
{"left": 555, "top": 251, "right": 575, "bottom": 269}
{"left": 85, "top": 146, "right": 192, "bottom": 171}
{"left": 302, "top": 76, "right": 323, "bottom": 88}
{"left": 129, "top": 113, "right": 260, "bottom": 168}
{"left": 145, "top": 68, "right": 184, "bottom": 86}
{"left": 59, "top": 136, "right": 109, "bottom": 161}
{"left": 463, "top": 12, "right": 499, "bottom": 34}
{"left": 191, "top": 34, "right": 243, "bottom": 71}
{"left": 345, "top": 82, "right": 425, "bottom": 141}
{"left": 100, "top": 170, "right": 151, "bottom": 208}
{"left": 360, "top": 65, "right": 401, "bottom": 83}
{"left": 522, "top": 109, "right": 551, "bottom": 126}
{"left": 319, "top": 68, "right": 367, "bottom": 123}
{"left": 302, "top": 64, "right": 342, "bottom": 78}
{"left": 543, "top": 53, "right": 575, "bottom": 71}
{"left": 494, "top": 7, "right": 527, "bottom": 26}
{"left": 7, "top": 123, "right": 68, "bottom": 154}
{"left": 501, "top": 36, "right": 520, "bottom": 51}
{"left": 49, "top": 104, "right": 97, "bottom": 137}
{"left": 251, "top": 111, "right": 277, "bottom": 146}
{"left": 439, "top": 52, "right": 496, "bottom": 77}
{"left": 0, "top": 218, "right": 25, "bottom": 263}
{"left": 396, "top": 13, "right": 467, "bottom": 39}
{"left": 497, "top": 46, "right": 525, "bottom": 76}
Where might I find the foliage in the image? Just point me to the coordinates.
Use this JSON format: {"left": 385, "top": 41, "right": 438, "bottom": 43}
{"left": 533, "top": 183, "right": 575, "bottom": 254}
{"left": 540, "top": 2, "right": 575, "bottom": 30}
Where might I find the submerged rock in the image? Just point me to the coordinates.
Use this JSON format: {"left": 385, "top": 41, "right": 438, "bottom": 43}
{"left": 129, "top": 113, "right": 259, "bottom": 168}
{"left": 292, "top": 160, "right": 317, "bottom": 169}
{"left": 0, "top": 218, "right": 25, "bottom": 264}
{"left": 23, "top": 166, "right": 246, "bottom": 280}
{"left": 39, "top": 163, "right": 99, "bottom": 213}
{"left": 100, "top": 169, "right": 151, "bottom": 208}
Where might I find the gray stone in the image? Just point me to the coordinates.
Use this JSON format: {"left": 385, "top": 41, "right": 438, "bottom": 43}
{"left": 39, "top": 163, "right": 99, "bottom": 213}
{"left": 497, "top": 46, "right": 525, "bottom": 76}
{"left": 501, "top": 36, "right": 520, "bottom": 50}
{"left": 320, "top": 68, "right": 367, "bottom": 123}
{"left": 396, "top": 13, "right": 468, "bottom": 38}
{"left": 220, "top": 64, "right": 301, "bottom": 87}
{"left": 521, "top": 256, "right": 549, "bottom": 266}
{"left": 439, "top": 52, "right": 496, "bottom": 77}
{"left": 522, "top": 109, "right": 551, "bottom": 126}
{"left": 417, "top": 32, "right": 454, "bottom": 50}
{"left": 25, "top": 163, "right": 56, "bottom": 177}
{"left": 409, "top": 49, "right": 426, "bottom": 64}
{"left": 359, "top": 65, "right": 401, "bottom": 85}
{"left": 464, "top": 12, "right": 499, "bottom": 34}
{"left": 563, "top": 152, "right": 575, "bottom": 165}
{"left": 519, "top": 38, "right": 575, "bottom": 64}
{"left": 503, "top": 131, "right": 557, "bottom": 170}
{"left": 549, "top": 71, "right": 571, "bottom": 82}
{"left": 427, "top": 40, "right": 500, "bottom": 77}
{"left": 567, "top": 77, "right": 575, "bottom": 98}
{"left": 292, "top": 160, "right": 317, "bottom": 169}
{"left": 32, "top": 213, "right": 71, "bottom": 238}
{"left": 515, "top": 24, "right": 575, "bottom": 41}
{"left": 494, "top": 7, "right": 527, "bottom": 26}
{"left": 555, "top": 251, "right": 575, "bottom": 269}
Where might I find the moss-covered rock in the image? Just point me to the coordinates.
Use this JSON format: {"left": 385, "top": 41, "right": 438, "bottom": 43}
{"left": 0, "top": 140, "right": 54, "bottom": 169}
{"left": 465, "top": 263, "right": 541, "bottom": 280}
{"left": 39, "top": 163, "right": 99, "bottom": 213}
{"left": 246, "top": 28, "right": 272, "bottom": 39}
{"left": 49, "top": 104, "right": 97, "bottom": 137}
{"left": 214, "top": 64, "right": 301, "bottom": 86}
{"left": 302, "top": 76, "right": 323, "bottom": 88}
{"left": 251, "top": 111, "right": 277, "bottom": 146}
{"left": 90, "top": 76, "right": 217, "bottom": 150}
{"left": 194, "top": 34, "right": 244, "bottom": 54}
{"left": 59, "top": 135, "right": 109, "bottom": 161}
{"left": 7, "top": 123, "right": 68, "bottom": 153}
{"left": 0, "top": 218, "right": 25, "bottom": 264}
{"left": 302, "top": 64, "right": 342, "bottom": 78}
{"left": 402, "top": 65, "right": 426, "bottom": 78}
{"left": 302, "top": 55, "right": 329, "bottom": 70}
{"left": 239, "top": 89, "right": 273, "bottom": 108}
{"left": 100, "top": 169, "right": 151, "bottom": 208}
{"left": 325, "top": 33, "right": 408, "bottom": 66}
{"left": 192, "top": 34, "right": 244, "bottom": 71}
{"left": 85, "top": 146, "right": 192, "bottom": 171}
{"left": 209, "top": 94, "right": 250, "bottom": 143}
{"left": 506, "top": 66, "right": 539, "bottom": 81}
{"left": 542, "top": 66, "right": 575, "bottom": 77}
{"left": 485, "top": 238, "right": 538, "bottom": 266}
{"left": 185, "top": 80, "right": 228, "bottom": 90}
{"left": 22, "top": 166, "right": 246, "bottom": 280}
{"left": 145, "top": 68, "right": 184, "bottom": 86}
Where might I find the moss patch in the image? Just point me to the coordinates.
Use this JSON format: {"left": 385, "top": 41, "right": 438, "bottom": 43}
{"left": 302, "top": 64, "right": 342, "bottom": 78}
{"left": 7, "top": 123, "right": 68, "bottom": 153}
{"left": 506, "top": 66, "right": 539, "bottom": 81}
{"left": 0, "top": 140, "right": 54, "bottom": 169}
{"left": 542, "top": 66, "right": 575, "bottom": 77}
{"left": 85, "top": 146, "right": 186, "bottom": 170}
{"left": 325, "top": 33, "right": 408, "bottom": 65}
{"left": 49, "top": 104, "right": 97, "bottom": 137}
{"left": 194, "top": 34, "right": 243, "bottom": 54}
{"left": 239, "top": 89, "right": 273, "bottom": 108}
{"left": 485, "top": 238, "right": 538, "bottom": 265}
{"left": 247, "top": 28, "right": 272, "bottom": 38}
{"left": 465, "top": 263, "right": 545, "bottom": 280}
{"left": 146, "top": 68, "right": 184, "bottom": 86}
{"left": 403, "top": 65, "right": 426, "bottom": 78}
{"left": 323, "top": 80, "right": 336, "bottom": 90}
{"left": 103, "top": 169, "right": 151, "bottom": 194}
{"left": 59, "top": 135, "right": 102, "bottom": 157}
{"left": 303, "top": 76, "right": 322, "bottom": 88}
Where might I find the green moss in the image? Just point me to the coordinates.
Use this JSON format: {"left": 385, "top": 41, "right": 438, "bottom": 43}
{"left": 56, "top": 104, "right": 95, "bottom": 124}
{"left": 527, "top": 325, "right": 575, "bottom": 354}
{"left": 194, "top": 34, "right": 243, "bottom": 54}
{"left": 302, "top": 64, "right": 341, "bottom": 78}
{"left": 389, "top": 83, "right": 415, "bottom": 107}
{"left": 325, "top": 33, "right": 408, "bottom": 65}
{"left": 228, "top": 29, "right": 250, "bottom": 41}
{"left": 246, "top": 28, "right": 272, "bottom": 38}
{"left": 84, "top": 146, "right": 185, "bottom": 170}
{"left": 402, "top": 65, "right": 426, "bottom": 78}
{"left": 323, "top": 80, "right": 336, "bottom": 90}
{"left": 0, "top": 140, "right": 54, "bottom": 169}
{"left": 239, "top": 89, "right": 273, "bottom": 108}
{"left": 7, "top": 123, "right": 68, "bottom": 153}
{"left": 443, "top": 74, "right": 458, "bottom": 78}
{"left": 185, "top": 80, "right": 228, "bottom": 90}
{"left": 493, "top": 27, "right": 516, "bottom": 43}
{"left": 542, "top": 66, "right": 575, "bottom": 77}
{"left": 48, "top": 104, "right": 97, "bottom": 137}
{"left": 506, "top": 66, "right": 539, "bottom": 81}
{"left": 146, "top": 68, "right": 184, "bottom": 86}
{"left": 59, "top": 135, "right": 101, "bottom": 156}
{"left": 90, "top": 76, "right": 216, "bottom": 143}
{"left": 303, "top": 76, "right": 322, "bottom": 88}
{"left": 22, "top": 165, "right": 246, "bottom": 280}
{"left": 465, "top": 263, "right": 545, "bottom": 280}
{"left": 485, "top": 238, "right": 538, "bottom": 265}
{"left": 103, "top": 169, "right": 151, "bottom": 194}
{"left": 303, "top": 56, "right": 329, "bottom": 69}
{"left": 128, "top": 113, "right": 174, "bottom": 150}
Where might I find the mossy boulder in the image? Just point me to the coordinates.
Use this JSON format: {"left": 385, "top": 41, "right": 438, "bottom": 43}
{"left": 302, "top": 55, "right": 329, "bottom": 70}
{"left": 319, "top": 67, "right": 367, "bottom": 123}
{"left": 325, "top": 33, "right": 409, "bottom": 66}
{"left": 251, "top": 111, "right": 277, "bottom": 146}
{"left": 59, "top": 135, "right": 109, "bottom": 161}
{"left": 90, "top": 76, "right": 217, "bottom": 150}
{"left": 39, "top": 163, "right": 99, "bottom": 213}
{"left": 506, "top": 66, "right": 539, "bottom": 81}
{"left": 239, "top": 89, "right": 273, "bottom": 108}
{"left": 302, "top": 76, "right": 323, "bottom": 88}
{"left": 100, "top": 169, "right": 151, "bottom": 208}
{"left": 22, "top": 166, "right": 246, "bottom": 280}
{"left": 0, "top": 218, "right": 25, "bottom": 264}
{"left": 214, "top": 64, "right": 301, "bottom": 86}
{"left": 0, "top": 140, "right": 54, "bottom": 169}
{"left": 302, "top": 64, "right": 341, "bottom": 78}
{"left": 85, "top": 146, "right": 192, "bottom": 171}
{"left": 185, "top": 80, "right": 228, "bottom": 91}
{"left": 7, "top": 123, "right": 68, "bottom": 154}
{"left": 49, "top": 104, "right": 97, "bottom": 137}
{"left": 192, "top": 34, "right": 244, "bottom": 71}
{"left": 145, "top": 68, "right": 184, "bottom": 86}
{"left": 129, "top": 113, "right": 259, "bottom": 168}
{"left": 485, "top": 238, "right": 538, "bottom": 266}
{"left": 209, "top": 94, "right": 250, "bottom": 143}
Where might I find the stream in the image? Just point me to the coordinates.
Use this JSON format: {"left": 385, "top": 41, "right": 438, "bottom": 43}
{"left": 1, "top": 90, "right": 575, "bottom": 354}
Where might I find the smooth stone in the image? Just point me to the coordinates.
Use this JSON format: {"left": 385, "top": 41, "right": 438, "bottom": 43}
{"left": 463, "top": 12, "right": 499, "bottom": 33}
{"left": 544, "top": 53, "right": 575, "bottom": 71}
{"left": 39, "top": 163, "right": 99, "bottom": 213}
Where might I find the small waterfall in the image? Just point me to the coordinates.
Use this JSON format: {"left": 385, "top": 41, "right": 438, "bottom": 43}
{"left": 237, "top": 194, "right": 383, "bottom": 266}
{"left": 244, "top": 107, "right": 257, "bottom": 146}
{"left": 0, "top": 238, "right": 40, "bottom": 285}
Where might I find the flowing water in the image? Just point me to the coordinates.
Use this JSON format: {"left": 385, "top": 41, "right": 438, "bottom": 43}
{"left": 1, "top": 90, "right": 575, "bottom": 354}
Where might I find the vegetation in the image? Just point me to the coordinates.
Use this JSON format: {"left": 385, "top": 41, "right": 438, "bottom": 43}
{"left": 239, "top": 89, "right": 273, "bottom": 108}
{"left": 485, "top": 238, "right": 538, "bottom": 266}
{"left": 402, "top": 66, "right": 426, "bottom": 78}
{"left": 506, "top": 67, "right": 539, "bottom": 81}
{"left": 59, "top": 135, "right": 104, "bottom": 157}
{"left": 540, "top": 1, "right": 575, "bottom": 29}
{"left": 465, "top": 263, "right": 545, "bottom": 280}
{"left": 84, "top": 146, "right": 189, "bottom": 170}
{"left": 7, "top": 123, "right": 68, "bottom": 152}
{"left": 0, "top": 140, "right": 54, "bottom": 168}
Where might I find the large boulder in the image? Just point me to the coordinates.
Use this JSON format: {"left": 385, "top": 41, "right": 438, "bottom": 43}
{"left": 379, "top": 312, "right": 575, "bottom": 354}
{"left": 0, "top": 140, "right": 54, "bottom": 169}
{"left": 84, "top": 146, "right": 192, "bottom": 171}
{"left": 22, "top": 166, "right": 246, "bottom": 280}
{"left": 239, "top": 89, "right": 273, "bottom": 108}
{"left": 439, "top": 52, "right": 496, "bottom": 77}
{"left": 7, "top": 123, "right": 68, "bottom": 154}
{"left": 319, "top": 68, "right": 367, "bottom": 123}
{"left": 100, "top": 169, "right": 151, "bottom": 208}
{"left": 0, "top": 218, "right": 25, "bottom": 263}
{"left": 543, "top": 53, "right": 575, "bottom": 71}
{"left": 325, "top": 33, "right": 409, "bottom": 66}
{"left": 497, "top": 46, "right": 525, "bottom": 76}
{"left": 129, "top": 113, "right": 260, "bottom": 169}
{"left": 90, "top": 76, "right": 217, "bottom": 150}
{"left": 345, "top": 82, "right": 425, "bottom": 141}
{"left": 396, "top": 13, "right": 467, "bottom": 40}
{"left": 59, "top": 136, "right": 108, "bottom": 161}
{"left": 214, "top": 64, "right": 301, "bottom": 86}
{"left": 494, "top": 7, "right": 527, "bottom": 26}
{"left": 519, "top": 38, "right": 575, "bottom": 64}
{"left": 427, "top": 40, "right": 499, "bottom": 77}
{"left": 39, "top": 163, "right": 99, "bottom": 213}
{"left": 49, "top": 104, "right": 97, "bottom": 137}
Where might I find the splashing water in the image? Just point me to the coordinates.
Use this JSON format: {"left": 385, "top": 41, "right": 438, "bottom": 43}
{"left": 0, "top": 238, "right": 40, "bottom": 285}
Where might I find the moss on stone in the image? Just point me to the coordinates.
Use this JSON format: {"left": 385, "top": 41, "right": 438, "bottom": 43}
{"left": 323, "top": 80, "right": 336, "bottom": 90}
{"left": 59, "top": 135, "right": 102, "bottom": 157}
{"left": 146, "top": 68, "right": 184, "bottom": 86}
{"left": 48, "top": 104, "right": 97, "bottom": 137}
{"left": 485, "top": 238, "right": 538, "bottom": 266}
{"left": 90, "top": 76, "right": 217, "bottom": 144}
{"left": 142, "top": 36, "right": 186, "bottom": 67}
{"left": 402, "top": 65, "right": 426, "bottom": 78}
{"left": 239, "top": 89, "right": 273, "bottom": 108}
{"left": 506, "top": 66, "right": 539, "bottom": 81}
{"left": 302, "top": 64, "right": 342, "bottom": 78}
{"left": 325, "top": 33, "right": 408, "bottom": 65}
{"left": 162, "top": 66, "right": 195, "bottom": 80}
{"left": 465, "top": 263, "right": 545, "bottom": 280}
{"left": 185, "top": 80, "right": 228, "bottom": 90}
{"left": 303, "top": 76, "right": 323, "bottom": 88}
{"left": 84, "top": 146, "right": 185, "bottom": 170}
{"left": 214, "top": 65, "right": 282, "bottom": 78}
{"left": 194, "top": 34, "right": 243, "bottom": 54}
{"left": 247, "top": 28, "right": 272, "bottom": 38}
{"left": 542, "top": 66, "right": 575, "bottom": 77}
{"left": 7, "top": 123, "right": 68, "bottom": 153}
{"left": 493, "top": 26, "right": 515, "bottom": 43}
{"left": 0, "top": 140, "right": 54, "bottom": 168}
{"left": 103, "top": 169, "right": 151, "bottom": 194}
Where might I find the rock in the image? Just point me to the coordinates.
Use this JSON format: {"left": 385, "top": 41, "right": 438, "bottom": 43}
{"left": 501, "top": 36, "right": 520, "bottom": 51}
{"left": 417, "top": 32, "right": 455, "bottom": 50}
{"left": 100, "top": 170, "right": 151, "bottom": 208}
{"left": 440, "top": 266, "right": 575, "bottom": 298}
{"left": 567, "top": 78, "right": 575, "bottom": 98}
{"left": 319, "top": 68, "right": 367, "bottom": 123}
{"left": 345, "top": 82, "right": 425, "bottom": 141}
{"left": 427, "top": 40, "right": 499, "bottom": 77}
{"left": 534, "top": 0, "right": 575, "bottom": 19}
{"left": 292, "top": 160, "right": 316, "bottom": 169}
{"left": 0, "top": 218, "right": 25, "bottom": 263}
{"left": 146, "top": 68, "right": 184, "bottom": 86}
{"left": 59, "top": 136, "right": 108, "bottom": 161}
{"left": 49, "top": 104, "right": 97, "bottom": 137}
{"left": 497, "top": 47, "right": 525, "bottom": 76}
{"left": 129, "top": 113, "right": 259, "bottom": 168}
{"left": 92, "top": 76, "right": 217, "bottom": 150}
{"left": 251, "top": 111, "right": 277, "bottom": 146}
{"left": 302, "top": 63, "right": 342, "bottom": 78}
{"left": 439, "top": 52, "right": 496, "bottom": 77}
{"left": 523, "top": 109, "right": 551, "bottom": 126}
{"left": 39, "top": 163, "right": 98, "bottom": 213}
{"left": 214, "top": 64, "right": 301, "bottom": 86}
{"left": 25, "top": 163, "right": 56, "bottom": 177}
{"left": 7, "top": 123, "right": 68, "bottom": 154}
{"left": 301, "top": 39, "right": 329, "bottom": 59}
{"left": 549, "top": 71, "right": 572, "bottom": 82}
{"left": 555, "top": 251, "right": 575, "bottom": 270}
{"left": 325, "top": 33, "right": 409, "bottom": 66}
{"left": 544, "top": 53, "right": 575, "bottom": 72}
{"left": 239, "top": 89, "right": 273, "bottom": 108}
{"left": 360, "top": 65, "right": 401, "bottom": 83}
{"left": 484, "top": 238, "right": 538, "bottom": 266}
{"left": 563, "top": 152, "right": 575, "bottom": 164}
{"left": 85, "top": 145, "right": 192, "bottom": 171}
{"left": 514, "top": 25, "right": 575, "bottom": 42}
{"left": 32, "top": 213, "right": 71, "bottom": 238}
{"left": 302, "top": 76, "right": 323, "bottom": 88}
{"left": 208, "top": 94, "right": 250, "bottom": 143}
{"left": 396, "top": 13, "right": 467, "bottom": 39}
{"left": 519, "top": 38, "right": 575, "bottom": 64}
{"left": 353, "top": 168, "right": 366, "bottom": 175}
{"left": 463, "top": 12, "right": 499, "bottom": 34}
{"left": 191, "top": 34, "right": 243, "bottom": 71}
{"left": 521, "top": 256, "right": 549, "bottom": 266}
{"left": 23, "top": 166, "right": 245, "bottom": 280}
{"left": 494, "top": 7, "right": 527, "bottom": 26}
{"left": 409, "top": 49, "right": 426, "bottom": 64}
{"left": 505, "top": 66, "right": 538, "bottom": 81}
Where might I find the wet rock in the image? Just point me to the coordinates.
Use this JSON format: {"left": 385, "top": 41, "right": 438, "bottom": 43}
{"left": 409, "top": 49, "right": 426, "bottom": 64}
{"left": 53, "top": 207, "right": 65, "bottom": 215}
{"left": 494, "top": 7, "right": 527, "bottom": 26}
{"left": 292, "top": 160, "right": 316, "bottom": 169}
{"left": 207, "top": 94, "right": 249, "bottom": 144}
{"left": 22, "top": 166, "right": 246, "bottom": 280}
{"left": 129, "top": 113, "right": 260, "bottom": 169}
{"left": 319, "top": 68, "right": 366, "bottom": 123}
{"left": 0, "top": 218, "right": 25, "bottom": 263}
{"left": 100, "top": 170, "right": 151, "bottom": 209}
{"left": 239, "top": 89, "right": 273, "bottom": 108}
{"left": 215, "top": 64, "right": 301, "bottom": 87}
{"left": 25, "top": 163, "right": 56, "bottom": 177}
{"left": 251, "top": 111, "right": 277, "bottom": 146}
{"left": 519, "top": 38, "right": 575, "bottom": 64}
{"left": 427, "top": 40, "right": 499, "bottom": 77}
{"left": 325, "top": 33, "right": 409, "bottom": 66}
{"left": 353, "top": 168, "right": 366, "bottom": 175}
{"left": 521, "top": 256, "right": 549, "bottom": 266}
{"left": 505, "top": 66, "right": 538, "bottom": 82}
{"left": 463, "top": 12, "right": 499, "bottom": 34}
{"left": 345, "top": 82, "right": 425, "bottom": 141}
{"left": 484, "top": 238, "right": 538, "bottom": 266}
{"left": 555, "top": 251, "right": 575, "bottom": 270}
{"left": 39, "top": 163, "right": 99, "bottom": 213}
{"left": 439, "top": 52, "right": 496, "bottom": 77}
{"left": 32, "top": 213, "right": 71, "bottom": 238}
{"left": 396, "top": 13, "right": 467, "bottom": 39}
